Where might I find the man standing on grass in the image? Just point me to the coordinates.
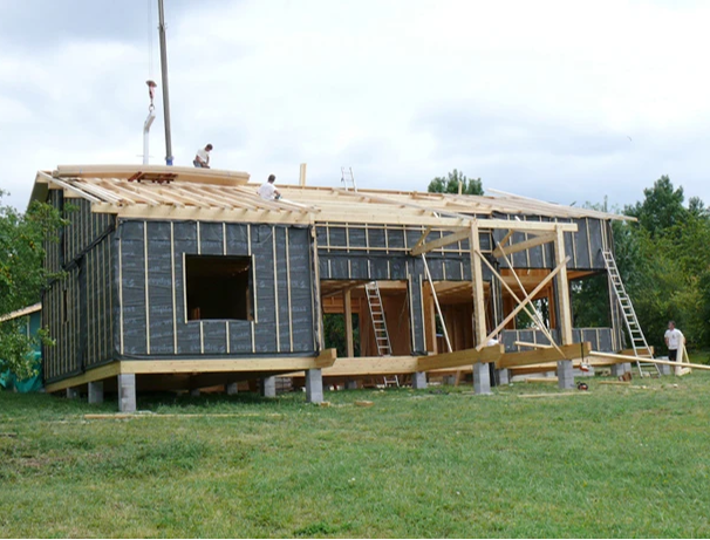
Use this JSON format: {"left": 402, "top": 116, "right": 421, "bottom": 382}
{"left": 664, "top": 321, "right": 685, "bottom": 363}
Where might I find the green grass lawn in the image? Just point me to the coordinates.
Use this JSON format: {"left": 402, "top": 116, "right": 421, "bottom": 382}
{"left": 2, "top": 373, "right": 710, "bottom": 538}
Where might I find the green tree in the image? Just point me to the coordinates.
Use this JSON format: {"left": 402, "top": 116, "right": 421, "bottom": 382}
{"left": 614, "top": 177, "right": 710, "bottom": 352}
{"left": 428, "top": 169, "right": 483, "bottom": 196}
{"left": 0, "top": 192, "right": 65, "bottom": 377}
{"left": 573, "top": 178, "right": 710, "bottom": 354}
{"left": 625, "top": 175, "right": 688, "bottom": 238}
{"left": 323, "top": 313, "right": 360, "bottom": 357}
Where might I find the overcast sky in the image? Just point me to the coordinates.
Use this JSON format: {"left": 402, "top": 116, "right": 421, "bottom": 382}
{"left": 1, "top": 0, "right": 709, "bottom": 211}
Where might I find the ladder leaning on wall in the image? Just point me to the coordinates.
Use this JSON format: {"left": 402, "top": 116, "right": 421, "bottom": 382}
{"left": 364, "top": 281, "right": 398, "bottom": 387}
{"left": 602, "top": 250, "right": 661, "bottom": 377}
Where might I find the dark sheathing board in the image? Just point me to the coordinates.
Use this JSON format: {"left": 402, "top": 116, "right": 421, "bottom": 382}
{"left": 116, "top": 219, "right": 316, "bottom": 359}
{"left": 500, "top": 327, "right": 614, "bottom": 353}
{"left": 43, "top": 194, "right": 116, "bottom": 384}
{"left": 316, "top": 224, "right": 496, "bottom": 354}
{"left": 316, "top": 225, "right": 494, "bottom": 282}
{"left": 489, "top": 214, "right": 609, "bottom": 271}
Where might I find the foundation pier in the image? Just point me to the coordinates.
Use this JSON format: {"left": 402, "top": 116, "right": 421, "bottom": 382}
{"left": 118, "top": 373, "right": 136, "bottom": 413}
{"left": 305, "top": 369, "right": 323, "bottom": 404}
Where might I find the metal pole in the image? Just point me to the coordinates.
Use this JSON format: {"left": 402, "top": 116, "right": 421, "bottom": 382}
{"left": 157, "top": 0, "right": 173, "bottom": 166}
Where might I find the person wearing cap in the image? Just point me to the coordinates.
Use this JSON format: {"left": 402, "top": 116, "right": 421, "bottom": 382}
{"left": 193, "top": 144, "right": 213, "bottom": 168}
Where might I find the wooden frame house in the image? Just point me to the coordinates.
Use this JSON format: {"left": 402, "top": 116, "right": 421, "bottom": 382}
{"left": 30, "top": 165, "right": 632, "bottom": 410}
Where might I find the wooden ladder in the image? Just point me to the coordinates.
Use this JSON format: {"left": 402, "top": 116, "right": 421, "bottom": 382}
{"left": 364, "top": 281, "right": 398, "bottom": 387}
{"left": 602, "top": 250, "right": 661, "bottom": 377}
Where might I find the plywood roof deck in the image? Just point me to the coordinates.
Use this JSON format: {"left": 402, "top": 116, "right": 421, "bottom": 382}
{"left": 30, "top": 165, "right": 631, "bottom": 228}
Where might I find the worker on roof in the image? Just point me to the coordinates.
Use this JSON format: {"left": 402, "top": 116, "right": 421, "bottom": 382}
{"left": 258, "top": 174, "right": 281, "bottom": 200}
{"left": 193, "top": 144, "right": 213, "bottom": 168}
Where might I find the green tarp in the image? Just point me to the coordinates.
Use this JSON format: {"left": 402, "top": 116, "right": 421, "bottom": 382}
{"left": 0, "top": 310, "right": 43, "bottom": 393}
{"left": 0, "top": 351, "right": 42, "bottom": 393}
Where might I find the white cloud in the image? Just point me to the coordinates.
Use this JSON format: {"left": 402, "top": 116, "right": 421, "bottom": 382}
{"left": 1, "top": 0, "right": 709, "bottom": 211}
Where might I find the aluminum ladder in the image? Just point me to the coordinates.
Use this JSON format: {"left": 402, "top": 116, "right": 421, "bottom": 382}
{"left": 364, "top": 281, "right": 398, "bottom": 387}
{"left": 341, "top": 166, "right": 358, "bottom": 192}
{"left": 602, "top": 250, "right": 661, "bottom": 376}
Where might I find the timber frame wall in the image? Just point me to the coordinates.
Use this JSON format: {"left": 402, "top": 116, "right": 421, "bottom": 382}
{"left": 36, "top": 166, "right": 627, "bottom": 388}
{"left": 43, "top": 215, "right": 319, "bottom": 384}
{"left": 43, "top": 191, "right": 116, "bottom": 383}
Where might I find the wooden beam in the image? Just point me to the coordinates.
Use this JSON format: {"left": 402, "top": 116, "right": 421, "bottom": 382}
{"left": 492, "top": 232, "right": 556, "bottom": 258}
{"left": 492, "top": 248, "right": 567, "bottom": 360}
{"left": 417, "top": 344, "right": 503, "bottom": 372}
{"left": 476, "top": 255, "right": 570, "bottom": 350}
{"left": 510, "top": 357, "right": 620, "bottom": 375}
{"left": 44, "top": 363, "right": 121, "bottom": 394}
{"left": 620, "top": 347, "right": 654, "bottom": 357}
{"left": 514, "top": 341, "right": 552, "bottom": 349}
{"left": 54, "top": 164, "right": 251, "bottom": 186}
{"left": 44, "top": 353, "right": 340, "bottom": 394}
{"left": 410, "top": 229, "right": 469, "bottom": 256}
{"left": 334, "top": 189, "right": 578, "bottom": 232}
{"left": 315, "top": 348, "right": 337, "bottom": 368}
{"left": 482, "top": 218, "right": 577, "bottom": 233}
{"left": 412, "top": 226, "right": 433, "bottom": 252}
{"left": 469, "top": 221, "right": 487, "bottom": 345}
{"left": 555, "top": 227, "right": 573, "bottom": 344}
{"left": 590, "top": 351, "right": 710, "bottom": 372}
{"left": 303, "top": 356, "right": 421, "bottom": 377}
{"left": 497, "top": 342, "right": 591, "bottom": 369}
{"left": 121, "top": 356, "right": 338, "bottom": 374}
{"left": 421, "top": 255, "right": 452, "bottom": 353}
{"left": 344, "top": 290, "right": 355, "bottom": 358}
{"left": 496, "top": 230, "right": 514, "bottom": 250}
{"left": 299, "top": 163, "right": 307, "bottom": 186}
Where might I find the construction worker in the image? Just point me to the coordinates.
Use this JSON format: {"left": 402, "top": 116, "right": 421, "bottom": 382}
{"left": 258, "top": 174, "right": 281, "bottom": 200}
{"left": 664, "top": 321, "right": 685, "bottom": 363}
{"left": 193, "top": 144, "right": 213, "bottom": 168}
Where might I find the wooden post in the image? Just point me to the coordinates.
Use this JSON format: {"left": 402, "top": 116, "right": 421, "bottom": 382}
{"left": 469, "top": 221, "right": 487, "bottom": 345}
{"left": 554, "top": 226, "right": 575, "bottom": 390}
{"left": 426, "top": 287, "right": 438, "bottom": 354}
{"left": 299, "top": 163, "right": 307, "bottom": 187}
{"left": 554, "top": 226, "right": 573, "bottom": 345}
{"left": 344, "top": 289, "right": 354, "bottom": 358}
{"left": 311, "top": 226, "right": 324, "bottom": 349}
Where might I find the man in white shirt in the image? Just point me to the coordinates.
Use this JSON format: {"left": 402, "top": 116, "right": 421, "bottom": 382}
{"left": 664, "top": 321, "right": 685, "bottom": 362}
{"left": 193, "top": 144, "right": 213, "bottom": 168}
{"left": 258, "top": 174, "right": 280, "bottom": 200}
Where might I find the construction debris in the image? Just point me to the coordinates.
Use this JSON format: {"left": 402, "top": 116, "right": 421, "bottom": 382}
{"left": 354, "top": 400, "right": 374, "bottom": 408}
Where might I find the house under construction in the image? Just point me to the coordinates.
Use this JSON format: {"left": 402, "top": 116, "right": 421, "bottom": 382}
{"left": 30, "top": 165, "right": 642, "bottom": 411}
